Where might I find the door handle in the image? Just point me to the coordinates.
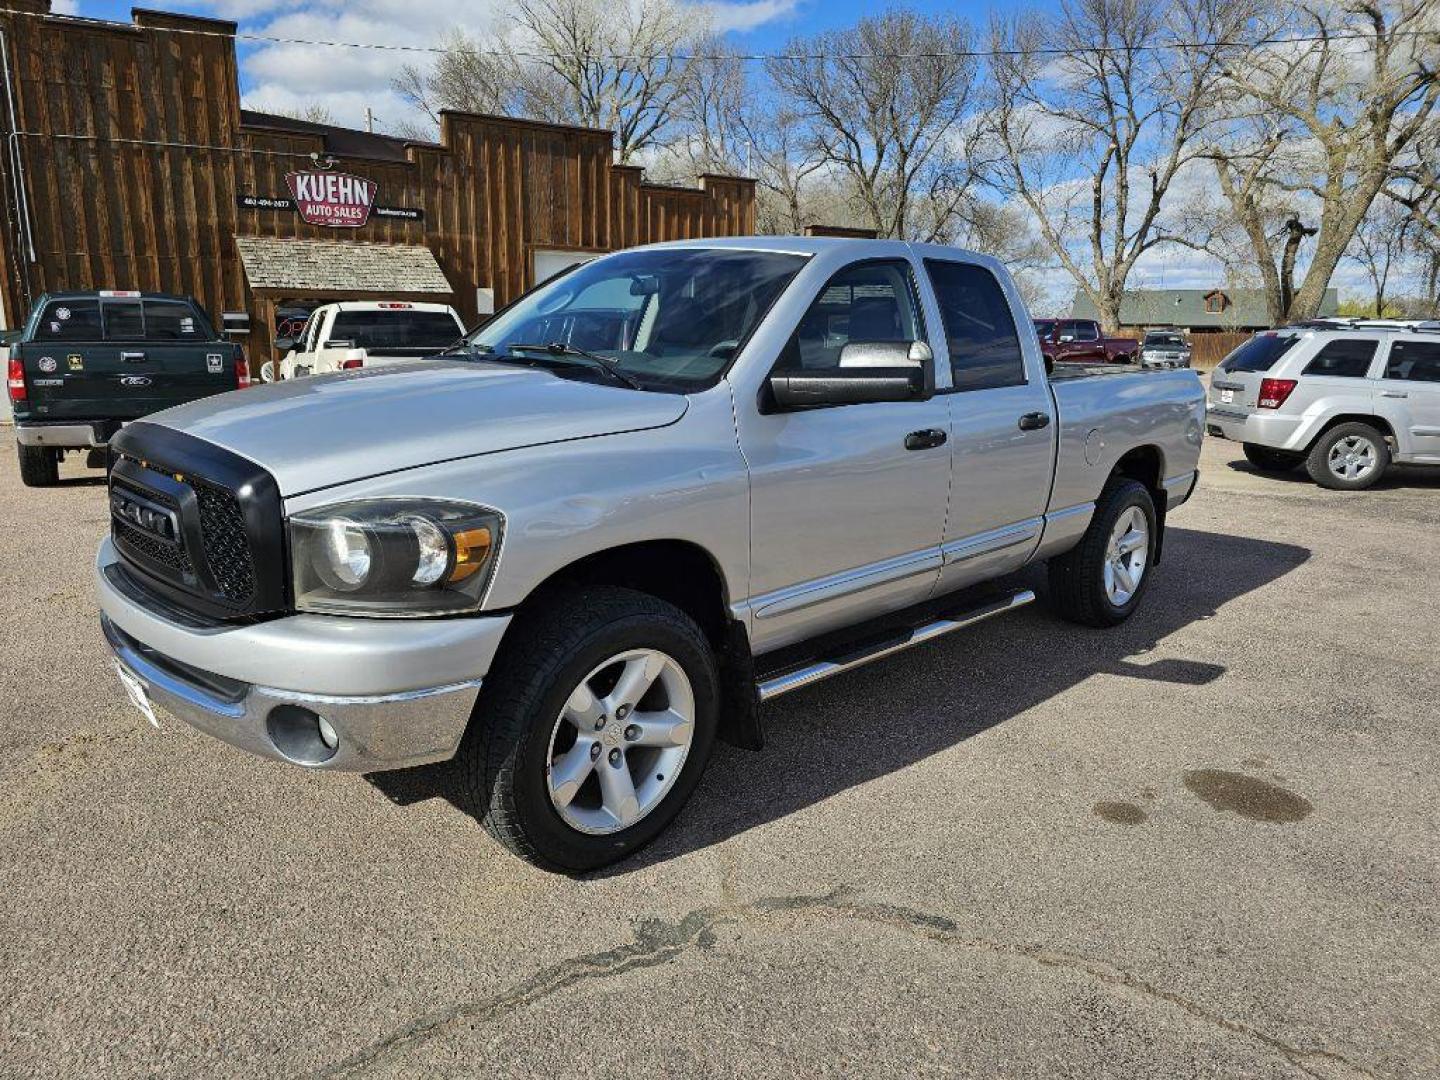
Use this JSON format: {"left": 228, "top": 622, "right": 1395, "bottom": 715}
{"left": 120, "top": 351, "right": 146, "bottom": 363}
{"left": 1381, "top": 391, "right": 1409, "bottom": 399}
{"left": 1018, "top": 412, "right": 1051, "bottom": 431}
{"left": 904, "top": 428, "right": 948, "bottom": 451}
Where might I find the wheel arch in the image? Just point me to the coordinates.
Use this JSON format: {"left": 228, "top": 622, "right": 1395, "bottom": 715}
{"left": 1108, "top": 444, "right": 1168, "bottom": 564}
{"left": 509, "top": 538, "right": 762, "bottom": 751}
{"left": 1303, "top": 412, "right": 1396, "bottom": 452}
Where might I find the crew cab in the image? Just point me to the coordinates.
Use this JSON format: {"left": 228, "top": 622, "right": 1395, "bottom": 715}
{"left": 271, "top": 301, "right": 464, "bottom": 381}
{"left": 95, "top": 238, "right": 1204, "bottom": 873}
{"left": 1034, "top": 318, "right": 1138, "bottom": 371}
{"left": 8, "top": 291, "right": 247, "bottom": 486}
{"left": 1207, "top": 325, "right": 1440, "bottom": 489}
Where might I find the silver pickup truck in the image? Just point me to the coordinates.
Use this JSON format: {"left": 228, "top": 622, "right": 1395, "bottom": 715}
{"left": 96, "top": 238, "right": 1204, "bottom": 872}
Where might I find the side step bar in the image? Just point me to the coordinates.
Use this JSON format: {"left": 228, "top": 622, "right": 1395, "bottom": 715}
{"left": 756, "top": 589, "right": 1036, "bottom": 703}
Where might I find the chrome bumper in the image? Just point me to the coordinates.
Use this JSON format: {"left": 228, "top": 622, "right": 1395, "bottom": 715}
{"left": 16, "top": 422, "right": 109, "bottom": 448}
{"left": 96, "top": 539, "right": 511, "bottom": 771}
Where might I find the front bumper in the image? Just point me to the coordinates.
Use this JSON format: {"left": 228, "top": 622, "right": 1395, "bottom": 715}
{"left": 96, "top": 538, "right": 512, "bottom": 771}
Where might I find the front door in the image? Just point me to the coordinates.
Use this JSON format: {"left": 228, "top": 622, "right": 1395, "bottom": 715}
{"left": 923, "top": 258, "right": 1056, "bottom": 592}
{"left": 739, "top": 258, "right": 952, "bottom": 653}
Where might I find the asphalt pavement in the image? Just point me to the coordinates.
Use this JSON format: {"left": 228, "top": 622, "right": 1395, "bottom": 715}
{"left": 1, "top": 430, "right": 1437, "bottom": 1078}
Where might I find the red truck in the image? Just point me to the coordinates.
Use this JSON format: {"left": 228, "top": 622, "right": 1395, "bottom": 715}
{"left": 1033, "top": 319, "right": 1138, "bottom": 372}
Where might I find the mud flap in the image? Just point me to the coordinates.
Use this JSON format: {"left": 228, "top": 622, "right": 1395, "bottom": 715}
{"left": 716, "top": 619, "right": 763, "bottom": 750}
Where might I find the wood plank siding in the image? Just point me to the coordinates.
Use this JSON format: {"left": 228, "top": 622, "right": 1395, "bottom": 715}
{"left": 0, "top": 1, "right": 756, "bottom": 360}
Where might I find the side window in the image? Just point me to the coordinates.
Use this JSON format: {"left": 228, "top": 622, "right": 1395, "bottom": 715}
{"left": 144, "top": 300, "right": 208, "bottom": 340}
{"left": 777, "top": 260, "right": 923, "bottom": 372}
{"left": 924, "top": 260, "right": 1026, "bottom": 392}
{"left": 305, "top": 312, "right": 326, "bottom": 352}
{"left": 103, "top": 301, "right": 145, "bottom": 340}
{"left": 33, "top": 298, "right": 102, "bottom": 341}
{"left": 1302, "top": 338, "right": 1378, "bottom": 378}
{"left": 1073, "top": 321, "right": 1100, "bottom": 342}
{"left": 1385, "top": 340, "right": 1440, "bottom": 383}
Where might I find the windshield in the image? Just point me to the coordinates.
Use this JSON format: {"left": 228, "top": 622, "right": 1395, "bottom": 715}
{"left": 1221, "top": 332, "right": 1300, "bottom": 373}
{"left": 1144, "top": 332, "right": 1186, "bottom": 348}
{"left": 461, "top": 247, "right": 808, "bottom": 391}
{"left": 330, "top": 310, "right": 461, "bottom": 354}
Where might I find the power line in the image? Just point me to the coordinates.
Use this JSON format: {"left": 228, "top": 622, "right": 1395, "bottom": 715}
{"left": 0, "top": 5, "right": 1436, "bottom": 63}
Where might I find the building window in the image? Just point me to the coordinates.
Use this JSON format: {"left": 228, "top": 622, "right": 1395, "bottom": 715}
{"left": 1203, "top": 290, "right": 1228, "bottom": 314}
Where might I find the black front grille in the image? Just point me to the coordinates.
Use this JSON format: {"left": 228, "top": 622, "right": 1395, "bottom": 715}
{"left": 109, "top": 422, "right": 287, "bottom": 620}
{"left": 193, "top": 484, "right": 255, "bottom": 604}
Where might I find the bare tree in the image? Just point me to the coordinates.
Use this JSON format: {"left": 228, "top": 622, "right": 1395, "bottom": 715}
{"left": 264, "top": 104, "right": 337, "bottom": 125}
{"left": 767, "top": 10, "right": 982, "bottom": 241}
{"left": 1206, "top": 0, "right": 1440, "bottom": 322}
{"left": 393, "top": 29, "right": 520, "bottom": 131}
{"left": 1346, "top": 198, "right": 1415, "bottom": 315}
{"left": 511, "top": 0, "right": 700, "bottom": 163}
{"left": 986, "top": 0, "right": 1253, "bottom": 332}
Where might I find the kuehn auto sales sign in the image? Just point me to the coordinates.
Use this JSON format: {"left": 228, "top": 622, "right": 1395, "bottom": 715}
{"left": 285, "top": 171, "right": 376, "bottom": 228}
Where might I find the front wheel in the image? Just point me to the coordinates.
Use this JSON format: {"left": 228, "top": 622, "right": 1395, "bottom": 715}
{"left": 1048, "top": 478, "right": 1157, "bottom": 627}
{"left": 1306, "top": 423, "right": 1390, "bottom": 490}
{"left": 456, "top": 586, "right": 719, "bottom": 873}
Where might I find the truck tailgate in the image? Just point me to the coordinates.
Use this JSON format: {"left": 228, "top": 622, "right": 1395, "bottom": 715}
{"left": 18, "top": 341, "right": 237, "bottom": 421}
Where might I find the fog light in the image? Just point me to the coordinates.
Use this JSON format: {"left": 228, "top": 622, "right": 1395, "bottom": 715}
{"left": 266, "top": 704, "right": 339, "bottom": 765}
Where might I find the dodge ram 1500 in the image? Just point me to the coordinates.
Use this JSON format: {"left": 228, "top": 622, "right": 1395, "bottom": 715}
{"left": 96, "top": 238, "right": 1205, "bottom": 872}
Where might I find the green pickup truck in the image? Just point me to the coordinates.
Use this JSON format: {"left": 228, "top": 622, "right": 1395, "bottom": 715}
{"left": 7, "top": 291, "right": 249, "bottom": 486}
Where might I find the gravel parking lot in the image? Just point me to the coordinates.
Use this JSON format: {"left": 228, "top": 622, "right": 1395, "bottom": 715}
{"left": 1, "top": 429, "right": 1437, "bottom": 1079}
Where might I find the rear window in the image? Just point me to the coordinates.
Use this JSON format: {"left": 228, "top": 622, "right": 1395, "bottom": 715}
{"left": 1221, "top": 333, "right": 1299, "bottom": 373}
{"left": 1385, "top": 340, "right": 1440, "bottom": 383}
{"left": 144, "top": 299, "right": 211, "bottom": 340}
{"left": 328, "top": 310, "right": 462, "bottom": 352}
{"left": 1303, "top": 339, "right": 1378, "bottom": 378}
{"left": 103, "top": 301, "right": 145, "bottom": 341}
{"left": 33, "top": 299, "right": 103, "bottom": 341}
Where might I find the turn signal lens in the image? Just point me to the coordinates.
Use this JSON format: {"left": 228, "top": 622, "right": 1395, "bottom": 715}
{"left": 448, "top": 526, "right": 494, "bottom": 582}
{"left": 7, "top": 358, "right": 26, "bottom": 401}
{"left": 1257, "top": 378, "right": 1297, "bottom": 409}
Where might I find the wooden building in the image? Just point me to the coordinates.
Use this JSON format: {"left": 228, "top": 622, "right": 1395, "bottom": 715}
{"left": 0, "top": 2, "right": 757, "bottom": 360}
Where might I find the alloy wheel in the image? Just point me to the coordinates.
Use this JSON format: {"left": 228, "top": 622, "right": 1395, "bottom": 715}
{"left": 545, "top": 648, "right": 695, "bottom": 835}
{"left": 1103, "top": 506, "right": 1149, "bottom": 607}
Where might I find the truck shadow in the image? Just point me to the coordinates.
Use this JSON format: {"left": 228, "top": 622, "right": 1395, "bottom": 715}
{"left": 368, "top": 526, "right": 1310, "bottom": 875}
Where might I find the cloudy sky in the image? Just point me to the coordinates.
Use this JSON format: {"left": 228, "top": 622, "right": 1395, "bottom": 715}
{"left": 57, "top": 0, "right": 1395, "bottom": 306}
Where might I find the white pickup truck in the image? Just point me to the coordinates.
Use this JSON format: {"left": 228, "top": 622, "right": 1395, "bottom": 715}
{"left": 97, "top": 238, "right": 1205, "bottom": 872}
{"left": 270, "top": 301, "right": 464, "bottom": 381}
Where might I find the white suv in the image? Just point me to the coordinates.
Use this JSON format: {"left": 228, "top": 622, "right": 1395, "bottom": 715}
{"left": 1206, "top": 326, "right": 1440, "bottom": 489}
{"left": 268, "top": 301, "right": 464, "bottom": 381}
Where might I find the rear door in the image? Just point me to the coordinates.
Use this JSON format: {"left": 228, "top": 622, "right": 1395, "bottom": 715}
{"left": 924, "top": 258, "right": 1056, "bottom": 592}
{"left": 1378, "top": 338, "right": 1440, "bottom": 463}
{"left": 1061, "top": 320, "right": 1106, "bottom": 363}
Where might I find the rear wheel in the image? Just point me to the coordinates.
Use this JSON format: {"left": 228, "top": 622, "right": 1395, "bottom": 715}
{"left": 16, "top": 443, "right": 59, "bottom": 487}
{"left": 1049, "top": 478, "right": 1157, "bottom": 628}
{"left": 456, "top": 586, "right": 719, "bottom": 873}
{"left": 1242, "top": 443, "right": 1303, "bottom": 473}
{"left": 1306, "top": 423, "right": 1389, "bottom": 490}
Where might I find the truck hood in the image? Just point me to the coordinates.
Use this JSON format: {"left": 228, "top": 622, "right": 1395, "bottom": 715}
{"left": 146, "top": 359, "right": 689, "bottom": 495}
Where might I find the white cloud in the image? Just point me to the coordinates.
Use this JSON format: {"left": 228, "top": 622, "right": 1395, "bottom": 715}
{"left": 701, "top": 0, "right": 801, "bottom": 35}
{"left": 51, "top": 0, "right": 81, "bottom": 13}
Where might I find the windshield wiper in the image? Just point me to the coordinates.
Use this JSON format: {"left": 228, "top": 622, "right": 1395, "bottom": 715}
{"left": 505, "top": 342, "right": 644, "bottom": 390}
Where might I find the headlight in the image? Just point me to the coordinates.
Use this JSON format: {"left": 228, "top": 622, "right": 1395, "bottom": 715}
{"left": 289, "top": 499, "right": 502, "bottom": 616}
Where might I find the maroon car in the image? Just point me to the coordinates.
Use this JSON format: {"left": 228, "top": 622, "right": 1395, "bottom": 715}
{"left": 1034, "top": 319, "right": 1138, "bottom": 372}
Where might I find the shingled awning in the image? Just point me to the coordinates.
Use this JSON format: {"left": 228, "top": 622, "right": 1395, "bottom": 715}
{"left": 234, "top": 236, "right": 453, "bottom": 297}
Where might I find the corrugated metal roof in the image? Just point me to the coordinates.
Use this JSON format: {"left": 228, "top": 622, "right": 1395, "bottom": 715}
{"left": 1071, "top": 287, "right": 1339, "bottom": 328}
{"left": 234, "top": 236, "right": 453, "bottom": 295}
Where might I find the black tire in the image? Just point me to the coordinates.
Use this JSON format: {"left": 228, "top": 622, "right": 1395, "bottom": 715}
{"left": 17, "top": 443, "right": 59, "bottom": 487}
{"left": 1242, "top": 443, "right": 1303, "bottom": 473}
{"left": 1048, "top": 478, "right": 1158, "bottom": 628}
{"left": 1305, "top": 422, "right": 1390, "bottom": 491}
{"left": 455, "top": 586, "right": 719, "bottom": 873}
